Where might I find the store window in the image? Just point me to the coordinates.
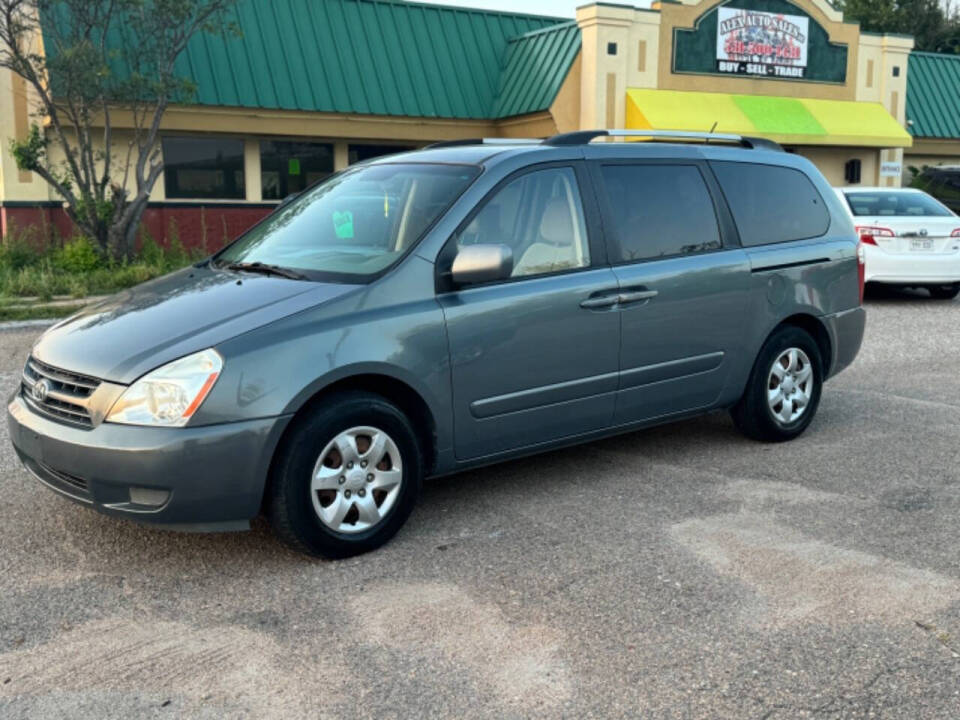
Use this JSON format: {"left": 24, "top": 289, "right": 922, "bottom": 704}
{"left": 260, "top": 141, "right": 334, "bottom": 200}
{"left": 348, "top": 144, "right": 415, "bottom": 165}
{"left": 162, "top": 137, "right": 245, "bottom": 199}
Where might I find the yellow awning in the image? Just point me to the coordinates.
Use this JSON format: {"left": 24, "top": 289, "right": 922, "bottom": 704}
{"left": 626, "top": 88, "right": 912, "bottom": 148}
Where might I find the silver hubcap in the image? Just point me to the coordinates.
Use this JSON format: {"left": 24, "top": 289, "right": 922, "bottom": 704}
{"left": 310, "top": 426, "right": 403, "bottom": 534}
{"left": 767, "top": 348, "right": 814, "bottom": 425}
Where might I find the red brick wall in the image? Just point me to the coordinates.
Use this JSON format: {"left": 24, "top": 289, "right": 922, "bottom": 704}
{"left": 1, "top": 204, "right": 274, "bottom": 253}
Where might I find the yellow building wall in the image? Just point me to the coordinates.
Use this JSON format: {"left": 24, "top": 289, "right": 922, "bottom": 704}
{"left": 549, "top": 53, "right": 582, "bottom": 134}
{"left": 0, "top": 64, "right": 42, "bottom": 203}
{"left": 795, "top": 146, "right": 880, "bottom": 186}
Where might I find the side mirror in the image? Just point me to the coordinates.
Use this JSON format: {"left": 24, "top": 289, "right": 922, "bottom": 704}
{"left": 451, "top": 244, "right": 513, "bottom": 286}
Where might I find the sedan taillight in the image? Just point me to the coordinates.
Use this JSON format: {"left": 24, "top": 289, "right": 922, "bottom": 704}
{"left": 857, "top": 241, "right": 866, "bottom": 304}
{"left": 855, "top": 225, "right": 894, "bottom": 246}
{"left": 951, "top": 229, "right": 960, "bottom": 237}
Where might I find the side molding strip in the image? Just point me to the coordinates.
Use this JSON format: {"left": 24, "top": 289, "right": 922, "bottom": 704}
{"left": 619, "top": 352, "right": 725, "bottom": 390}
{"left": 751, "top": 257, "right": 831, "bottom": 273}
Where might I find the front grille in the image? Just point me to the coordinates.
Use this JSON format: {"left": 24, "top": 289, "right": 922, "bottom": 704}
{"left": 21, "top": 356, "right": 100, "bottom": 428}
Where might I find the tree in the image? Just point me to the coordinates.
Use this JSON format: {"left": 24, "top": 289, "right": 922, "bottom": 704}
{"left": 0, "top": 0, "right": 237, "bottom": 258}
{"left": 839, "top": 0, "right": 960, "bottom": 53}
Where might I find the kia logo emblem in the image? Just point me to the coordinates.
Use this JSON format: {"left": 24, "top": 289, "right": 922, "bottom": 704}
{"left": 919, "top": 228, "right": 928, "bottom": 237}
{"left": 31, "top": 378, "right": 51, "bottom": 403}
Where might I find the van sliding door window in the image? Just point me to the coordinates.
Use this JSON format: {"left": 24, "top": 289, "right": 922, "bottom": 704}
{"left": 598, "top": 164, "right": 722, "bottom": 263}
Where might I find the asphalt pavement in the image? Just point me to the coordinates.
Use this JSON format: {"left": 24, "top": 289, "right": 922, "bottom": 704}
{"left": 1, "top": 286, "right": 959, "bottom": 719}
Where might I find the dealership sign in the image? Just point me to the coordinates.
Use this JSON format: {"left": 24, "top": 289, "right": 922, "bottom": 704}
{"left": 716, "top": 8, "right": 809, "bottom": 78}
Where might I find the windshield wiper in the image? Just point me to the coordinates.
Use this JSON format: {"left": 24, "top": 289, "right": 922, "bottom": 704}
{"left": 223, "top": 261, "right": 309, "bottom": 281}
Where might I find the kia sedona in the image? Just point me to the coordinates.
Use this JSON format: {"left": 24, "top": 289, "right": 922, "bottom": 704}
{"left": 8, "top": 130, "right": 866, "bottom": 558}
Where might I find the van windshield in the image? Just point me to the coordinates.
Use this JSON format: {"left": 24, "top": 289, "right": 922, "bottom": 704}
{"left": 215, "top": 163, "right": 479, "bottom": 281}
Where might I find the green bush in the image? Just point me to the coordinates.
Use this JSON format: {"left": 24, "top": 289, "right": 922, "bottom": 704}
{"left": 138, "top": 228, "right": 199, "bottom": 271}
{"left": 54, "top": 236, "right": 101, "bottom": 273}
{"left": 1, "top": 263, "right": 66, "bottom": 298}
{"left": 138, "top": 233, "right": 165, "bottom": 267}
{"left": 0, "top": 224, "right": 200, "bottom": 304}
{"left": 0, "top": 226, "right": 43, "bottom": 270}
{"left": 164, "top": 235, "right": 191, "bottom": 270}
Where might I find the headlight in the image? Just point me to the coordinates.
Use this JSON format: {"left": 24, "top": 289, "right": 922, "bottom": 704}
{"left": 106, "top": 349, "right": 223, "bottom": 427}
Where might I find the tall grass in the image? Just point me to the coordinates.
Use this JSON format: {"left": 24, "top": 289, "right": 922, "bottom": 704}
{"left": 0, "top": 224, "right": 203, "bottom": 301}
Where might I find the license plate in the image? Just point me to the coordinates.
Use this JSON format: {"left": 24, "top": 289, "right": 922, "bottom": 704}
{"left": 910, "top": 238, "right": 934, "bottom": 251}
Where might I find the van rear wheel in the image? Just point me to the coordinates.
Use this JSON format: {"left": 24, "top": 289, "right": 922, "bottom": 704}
{"left": 732, "top": 326, "right": 823, "bottom": 442}
{"left": 269, "top": 391, "right": 422, "bottom": 558}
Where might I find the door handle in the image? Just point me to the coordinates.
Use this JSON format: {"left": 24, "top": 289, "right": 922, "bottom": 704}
{"left": 580, "top": 294, "right": 620, "bottom": 309}
{"left": 618, "top": 289, "right": 658, "bottom": 305}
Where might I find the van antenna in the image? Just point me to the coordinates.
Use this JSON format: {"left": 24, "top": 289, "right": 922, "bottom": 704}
{"left": 706, "top": 121, "right": 718, "bottom": 143}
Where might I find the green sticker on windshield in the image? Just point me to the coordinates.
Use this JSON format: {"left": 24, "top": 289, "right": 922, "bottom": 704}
{"left": 333, "top": 210, "right": 354, "bottom": 239}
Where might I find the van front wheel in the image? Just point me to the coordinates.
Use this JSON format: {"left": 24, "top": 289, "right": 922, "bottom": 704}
{"left": 732, "top": 326, "right": 823, "bottom": 442}
{"left": 269, "top": 391, "right": 422, "bottom": 558}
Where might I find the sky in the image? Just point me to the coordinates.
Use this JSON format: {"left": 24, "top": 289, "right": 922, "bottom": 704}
{"left": 415, "top": 1, "right": 656, "bottom": 19}
{"left": 413, "top": 1, "right": 577, "bottom": 18}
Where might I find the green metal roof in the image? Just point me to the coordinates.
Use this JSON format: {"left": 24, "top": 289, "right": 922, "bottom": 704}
{"left": 44, "top": 0, "right": 579, "bottom": 121}
{"left": 906, "top": 52, "right": 960, "bottom": 139}
{"left": 494, "top": 22, "right": 581, "bottom": 119}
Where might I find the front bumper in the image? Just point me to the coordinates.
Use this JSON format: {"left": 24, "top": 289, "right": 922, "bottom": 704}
{"left": 864, "top": 245, "right": 960, "bottom": 285}
{"left": 7, "top": 390, "right": 291, "bottom": 530}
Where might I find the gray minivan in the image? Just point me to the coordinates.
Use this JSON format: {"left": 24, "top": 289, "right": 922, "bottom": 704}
{"left": 7, "top": 130, "right": 866, "bottom": 558}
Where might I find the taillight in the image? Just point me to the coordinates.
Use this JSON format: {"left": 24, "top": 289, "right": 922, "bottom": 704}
{"left": 855, "top": 225, "right": 894, "bottom": 246}
{"left": 951, "top": 229, "right": 960, "bottom": 237}
{"left": 857, "top": 241, "right": 866, "bottom": 304}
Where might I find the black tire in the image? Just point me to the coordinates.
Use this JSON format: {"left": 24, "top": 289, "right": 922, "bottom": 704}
{"left": 928, "top": 283, "right": 960, "bottom": 300}
{"left": 731, "top": 326, "right": 824, "bottom": 443}
{"left": 269, "top": 391, "right": 422, "bottom": 559}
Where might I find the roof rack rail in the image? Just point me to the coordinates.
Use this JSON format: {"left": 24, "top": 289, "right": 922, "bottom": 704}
{"left": 425, "top": 138, "right": 540, "bottom": 149}
{"left": 543, "top": 129, "right": 783, "bottom": 151}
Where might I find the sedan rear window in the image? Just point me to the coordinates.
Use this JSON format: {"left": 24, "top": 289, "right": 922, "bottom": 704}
{"left": 843, "top": 191, "right": 953, "bottom": 217}
{"left": 216, "top": 163, "right": 479, "bottom": 281}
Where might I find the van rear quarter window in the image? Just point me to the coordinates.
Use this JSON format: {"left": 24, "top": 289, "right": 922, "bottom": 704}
{"left": 711, "top": 162, "right": 829, "bottom": 247}
{"left": 598, "top": 164, "right": 722, "bottom": 262}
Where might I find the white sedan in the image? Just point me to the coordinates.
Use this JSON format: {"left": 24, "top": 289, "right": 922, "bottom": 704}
{"left": 834, "top": 187, "right": 960, "bottom": 299}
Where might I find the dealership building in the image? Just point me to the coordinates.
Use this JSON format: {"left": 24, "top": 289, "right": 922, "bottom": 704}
{"left": 1, "top": 0, "right": 960, "bottom": 245}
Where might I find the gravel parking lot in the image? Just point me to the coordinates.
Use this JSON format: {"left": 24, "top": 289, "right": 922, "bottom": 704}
{"left": 1, "top": 288, "right": 959, "bottom": 719}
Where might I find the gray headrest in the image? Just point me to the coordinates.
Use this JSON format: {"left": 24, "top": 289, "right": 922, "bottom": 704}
{"left": 539, "top": 198, "right": 573, "bottom": 245}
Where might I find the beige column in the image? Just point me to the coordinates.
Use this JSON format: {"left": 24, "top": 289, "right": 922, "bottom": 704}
{"left": 334, "top": 141, "right": 349, "bottom": 171}
{"left": 0, "top": 65, "right": 45, "bottom": 204}
{"left": 243, "top": 138, "right": 261, "bottom": 202}
{"left": 576, "top": 4, "right": 634, "bottom": 130}
{"left": 876, "top": 35, "right": 913, "bottom": 186}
